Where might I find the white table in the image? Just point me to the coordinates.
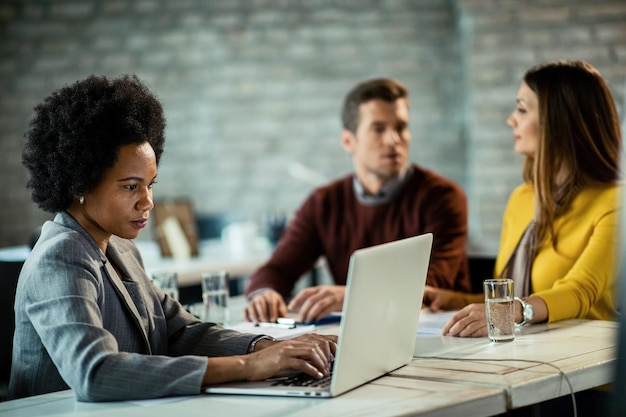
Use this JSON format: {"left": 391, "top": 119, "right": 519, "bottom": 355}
{"left": 172, "top": 296, "right": 620, "bottom": 411}
{"left": 0, "top": 246, "right": 30, "bottom": 262}
{"left": 0, "top": 318, "right": 616, "bottom": 416}
{"left": 0, "top": 294, "right": 616, "bottom": 416}
{"left": 404, "top": 319, "right": 617, "bottom": 410}
{"left": 0, "top": 299, "right": 508, "bottom": 417}
{"left": 0, "top": 379, "right": 506, "bottom": 417}
{"left": 136, "top": 239, "right": 273, "bottom": 287}
{"left": 0, "top": 239, "right": 274, "bottom": 289}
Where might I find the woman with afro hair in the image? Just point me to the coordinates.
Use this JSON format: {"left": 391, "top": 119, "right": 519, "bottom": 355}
{"left": 9, "top": 75, "right": 336, "bottom": 402}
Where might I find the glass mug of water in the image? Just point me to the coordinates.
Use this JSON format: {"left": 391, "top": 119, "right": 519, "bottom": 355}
{"left": 201, "top": 271, "right": 230, "bottom": 325}
{"left": 151, "top": 271, "right": 179, "bottom": 302}
{"left": 483, "top": 278, "right": 515, "bottom": 342}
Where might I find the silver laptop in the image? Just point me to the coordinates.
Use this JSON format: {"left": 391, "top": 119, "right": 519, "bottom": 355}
{"left": 204, "top": 233, "right": 433, "bottom": 398}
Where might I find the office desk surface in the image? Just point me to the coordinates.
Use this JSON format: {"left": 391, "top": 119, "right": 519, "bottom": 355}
{"left": 138, "top": 239, "right": 272, "bottom": 286}
{"left": 0, "top": 292, "right": 615, "bottom": 417}
{"left": 0, "top": 298, "right": 507, "bottom": 417}
{"left": 405, "top": 319, "right": 617, "bottom": 409}
{"left": 0, "top": 377, "right": 506, "bottom": 417}
{"left": 228, "top": 297, "right": 616, "bottom": 402}
{"left": 0, "top": 239, "right": 273, "bottom": 288}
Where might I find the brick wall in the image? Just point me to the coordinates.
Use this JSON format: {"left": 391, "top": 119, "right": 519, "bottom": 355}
{"left": 0, "top": 0, "right": 625, "bottom": 256}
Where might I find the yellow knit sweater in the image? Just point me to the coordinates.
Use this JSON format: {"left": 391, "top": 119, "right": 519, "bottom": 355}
{"left": 494, "top": 182, "right": 621, "bottom": 322}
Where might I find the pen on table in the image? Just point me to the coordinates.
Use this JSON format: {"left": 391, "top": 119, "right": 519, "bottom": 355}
{"left": 254, "top": 316, "right": 341, "bottom": 329}
{"left": 254, "top": 322, "right": 296, "bottom": 329}
{"left": 279, "top": 315, "right": 342, "bottom": 326}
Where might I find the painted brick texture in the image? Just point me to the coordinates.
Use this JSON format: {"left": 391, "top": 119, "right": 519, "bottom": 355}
{"left": 0, "top": 0, "right": 624, "bottom": 257}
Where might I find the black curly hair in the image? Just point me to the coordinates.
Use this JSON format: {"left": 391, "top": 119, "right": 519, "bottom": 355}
{"left": 22, "top": 74, "right": 166, "bottom": 213}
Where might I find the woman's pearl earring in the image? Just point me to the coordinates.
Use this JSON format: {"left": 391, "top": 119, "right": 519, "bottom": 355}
{"left": 79, "top": 195, "right": 85, "bottom": 205}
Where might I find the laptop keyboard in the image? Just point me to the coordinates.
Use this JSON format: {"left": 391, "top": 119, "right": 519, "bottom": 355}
{"left": 270, "top": 364, "right": 334, "bottom": 388}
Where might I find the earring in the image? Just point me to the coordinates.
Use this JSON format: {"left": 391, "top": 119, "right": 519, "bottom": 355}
{"left": 79, "top": 195, "right": 85, "bottom": 205}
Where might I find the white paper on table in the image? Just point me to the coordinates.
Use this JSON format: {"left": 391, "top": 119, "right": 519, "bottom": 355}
{"left": 417, "top": 309, "right": 458, "bottom": 336}
{"left": 226, "top": 322, "right": 317, "bottom": 340}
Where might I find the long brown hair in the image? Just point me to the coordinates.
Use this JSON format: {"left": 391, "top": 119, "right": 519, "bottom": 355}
{"left": 521, "top": 60, "right": 621, "bottom": 248}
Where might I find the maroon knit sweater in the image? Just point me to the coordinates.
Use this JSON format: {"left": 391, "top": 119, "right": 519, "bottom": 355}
{"left": 246, "top": 164, "right": 470, "bottom": 299}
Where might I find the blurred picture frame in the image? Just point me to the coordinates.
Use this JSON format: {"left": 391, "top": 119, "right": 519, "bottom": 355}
{"left": 152, "top": 199, "right": 199, "bottom": 258}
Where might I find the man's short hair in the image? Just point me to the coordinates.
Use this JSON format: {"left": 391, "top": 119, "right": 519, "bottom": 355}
{"left": 341, "top": 78, "right": 408, "bottom": 133}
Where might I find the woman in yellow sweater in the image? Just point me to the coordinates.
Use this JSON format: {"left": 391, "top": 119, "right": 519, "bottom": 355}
{"left": 423, "top": 60, "right": 621, "bottom": 337}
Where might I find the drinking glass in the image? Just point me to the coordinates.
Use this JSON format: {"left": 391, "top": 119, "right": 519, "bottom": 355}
{"left": 483, "top": 278, "right": 515, "bottom": 342}
{"left": 151, "top": 271, "right": 179, "bottom": 302}
{"left": 201, "top": 271, "right": 230, "bottom": 325}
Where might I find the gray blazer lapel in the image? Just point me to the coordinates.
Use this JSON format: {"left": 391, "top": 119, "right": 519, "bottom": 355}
{"left": 103, "top": 244, "right": 152, "bottom": 354}
{"left": 55, "top": 212, "right": 153, "bottom": 353}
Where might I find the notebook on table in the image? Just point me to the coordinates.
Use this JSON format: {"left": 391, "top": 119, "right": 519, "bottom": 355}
{"left": 204, "top": 233, "right": 433, "bottom": 398}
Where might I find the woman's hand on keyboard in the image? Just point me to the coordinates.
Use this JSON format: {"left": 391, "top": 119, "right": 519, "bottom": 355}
{"left": 244, "top": 333, "right": 338, "bottom": 381}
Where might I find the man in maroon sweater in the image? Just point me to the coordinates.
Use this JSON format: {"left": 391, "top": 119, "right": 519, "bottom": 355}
{"left": 245, "top": 78, "right": 470, "bottom": 324}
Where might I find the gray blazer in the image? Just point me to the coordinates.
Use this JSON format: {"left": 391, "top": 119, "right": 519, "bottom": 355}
{"left": 9, "top": 212, "right": 259, "bottom": 401}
